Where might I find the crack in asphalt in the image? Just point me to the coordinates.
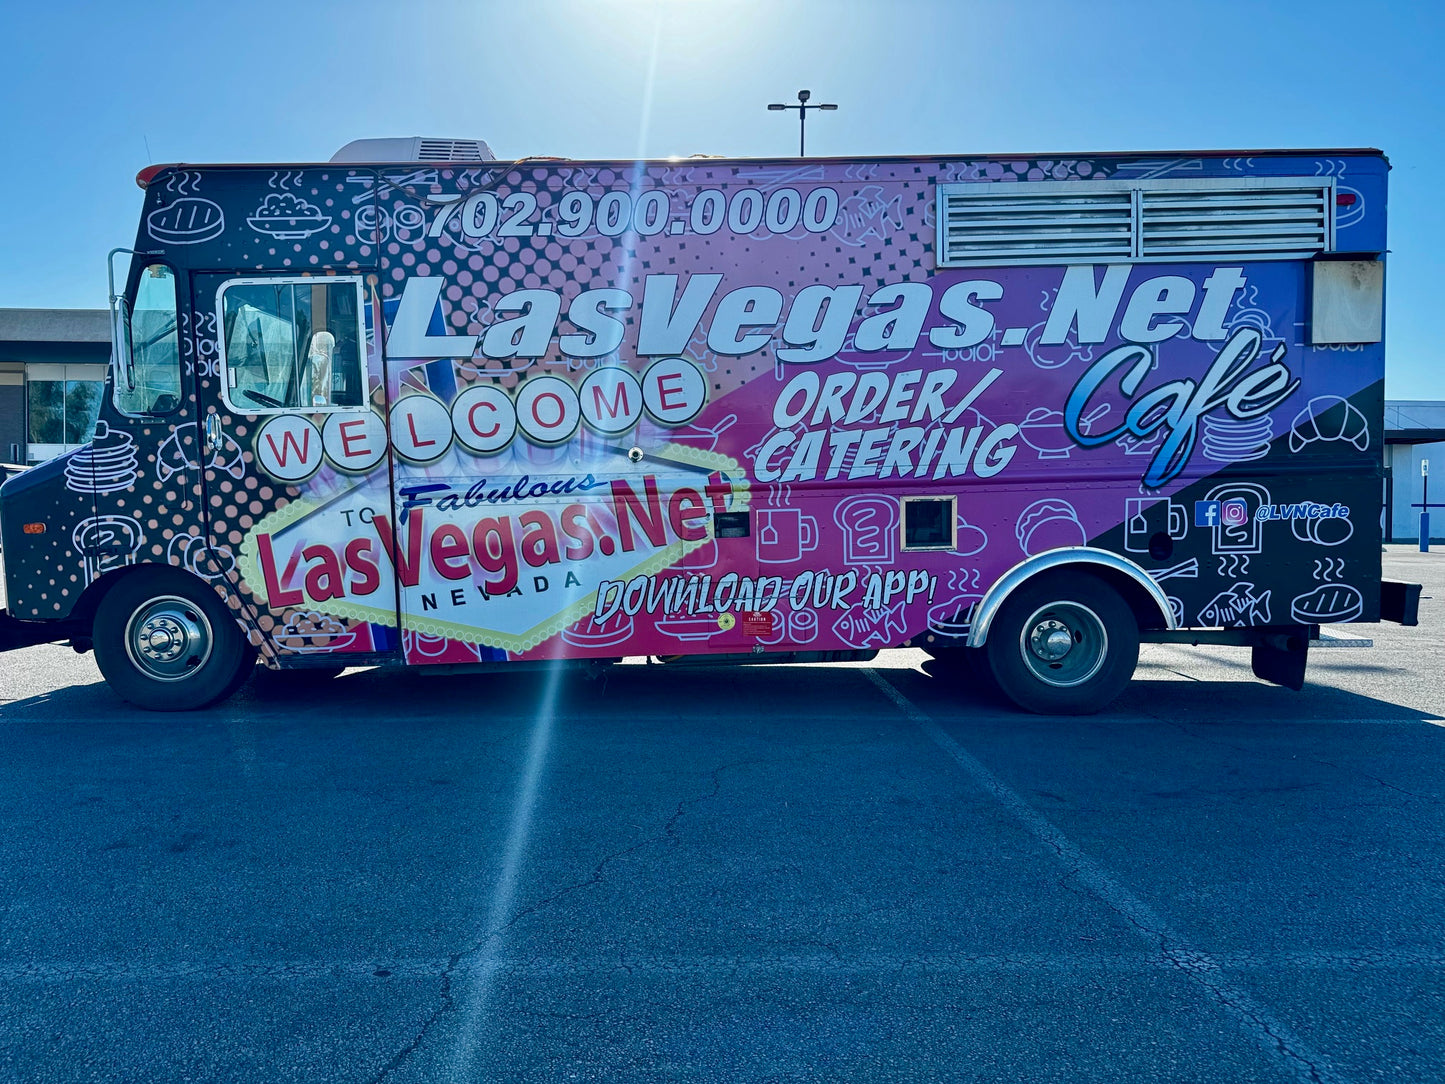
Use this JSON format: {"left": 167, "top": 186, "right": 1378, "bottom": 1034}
{"left": 366, "top": 752, "right": 763, "bottom": 1083}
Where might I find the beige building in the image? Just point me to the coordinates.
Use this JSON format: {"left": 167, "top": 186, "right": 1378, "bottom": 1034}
{"left": 0, "top": 308, "right": 111, "bottom": 465}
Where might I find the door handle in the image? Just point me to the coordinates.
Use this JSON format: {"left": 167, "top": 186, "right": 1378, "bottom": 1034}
{"left": 203, "top": 412, "right": 223, "bottom": 457}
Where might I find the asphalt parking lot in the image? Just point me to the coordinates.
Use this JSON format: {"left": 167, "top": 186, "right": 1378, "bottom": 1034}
{"left": 0, "top": 547, "right": 1441, "bottom": 1083}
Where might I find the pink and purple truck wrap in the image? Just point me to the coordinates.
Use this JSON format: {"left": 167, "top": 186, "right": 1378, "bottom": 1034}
{"left": 0, "top": 149, "right": 1392, "bottom": 693}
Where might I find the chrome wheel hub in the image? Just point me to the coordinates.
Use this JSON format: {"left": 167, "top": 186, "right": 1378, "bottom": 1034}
{"left": 125, "top": 596, "right": 213, "bottom": 682}
{"left": 1029, "top": 620, "right": 1075, "bottom": 662}
{"left": 1019, "top": 602, "right": 1107, "bottom": 688}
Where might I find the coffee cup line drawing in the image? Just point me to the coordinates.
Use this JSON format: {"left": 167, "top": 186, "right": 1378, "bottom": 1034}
{"left": 1123, "top": 498, "right": 1188, "bottom": 554}
{"left": 756, "top": 507, "right": 819, "bottom": 564}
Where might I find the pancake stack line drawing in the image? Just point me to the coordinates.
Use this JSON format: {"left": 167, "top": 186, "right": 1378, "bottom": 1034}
{"left": 63, "top": 422, "right": 139, "bottom": 495}
{"left": 1201, "top": 415, "right": 1274, "bottom": 463}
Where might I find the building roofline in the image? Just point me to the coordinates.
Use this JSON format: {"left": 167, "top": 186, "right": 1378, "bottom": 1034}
{"left": 0, "top": 308, "right": 110, "bottom": 345}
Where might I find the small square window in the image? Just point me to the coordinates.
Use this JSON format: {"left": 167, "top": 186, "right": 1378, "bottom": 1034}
{"left": 902, "top": 497, "right": 955, "bottom": 550}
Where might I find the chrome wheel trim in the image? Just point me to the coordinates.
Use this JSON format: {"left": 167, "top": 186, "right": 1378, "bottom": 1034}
{"left": 1018, "top": 601, "right": 1107, "bottom": 688}
{"left": 124, "top": 595, "right": 214, "bottom": 682}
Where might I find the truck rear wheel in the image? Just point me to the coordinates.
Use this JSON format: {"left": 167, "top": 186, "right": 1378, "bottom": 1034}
{"left": 93, "top": 569, "right": 256, "bottom": 711}
{"left": 984, "top": 571, "right": 1138, "bottom": 715}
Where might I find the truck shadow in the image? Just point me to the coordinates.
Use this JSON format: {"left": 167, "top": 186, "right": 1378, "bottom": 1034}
{"left": 0, "top": 653, "right": 1436, "bottom": 731}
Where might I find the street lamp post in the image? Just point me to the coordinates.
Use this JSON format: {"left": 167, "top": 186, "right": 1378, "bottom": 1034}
{"left": 767, "top": 89, "right": 838, "bottom": 156}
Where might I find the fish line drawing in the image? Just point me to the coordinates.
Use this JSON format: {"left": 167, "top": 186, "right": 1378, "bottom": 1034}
{"left": 1197, "top": 583, "right": 1271, "bottom": 627}
{"left": 832, "top": 599, "right": 907, "bottom": 647}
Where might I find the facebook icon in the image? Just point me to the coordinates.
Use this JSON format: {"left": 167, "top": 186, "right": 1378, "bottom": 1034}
{"left": 1195, "top": 500, "right": 1221, "bottom": 527}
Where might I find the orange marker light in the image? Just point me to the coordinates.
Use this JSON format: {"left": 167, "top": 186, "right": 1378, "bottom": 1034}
{"left": 22, "top": 522, "right": 45, "bottom": 535}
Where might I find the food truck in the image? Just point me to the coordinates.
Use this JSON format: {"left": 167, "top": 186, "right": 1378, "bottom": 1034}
{"left": 0, "top": 139, "right": 1420, "bottom": 712}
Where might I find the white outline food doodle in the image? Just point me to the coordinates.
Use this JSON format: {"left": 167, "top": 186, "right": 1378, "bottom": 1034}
{"left": 156, "top": 422, "right": 245, "bottom": 484}
{"left": 788, "top": 609, "right": 818, "bottom": 643}
{"left": 1015, "top": 498, "right": 1086, "bottom": 556}
{"left": 72, "top": 515, "right": 143, "bottom": 584}
{"left": 830, "top": 184, "right": 902, "bottom": 247}
{"left": 146, "top": 189, "right": 225, "bottom": 246}
{"left": 952, "top": 515, "right": 988, "bottom": 558}
{"left": 834, "top": 495, "right": 898, "bottom": 566}
{"left": 1292, "top": 510, "right": 1354, "bottom": 547}
{"left": 927, "top": 594, "right": 982, "bottom": 637}
{"left": 1200, "top": 415, "right": 1273, "bottom": 463}
{"left": 1197, "top": 582, "right": 1271, "bottom": 627}
{"left": 1291, "top": 583, "right": 1363, "bottom": 624}
{"left": 1204, "top": 482, "right": 1271, "bottom": 556}
{"left": 166, "top": 533, "right": 236, "bottom": 582}
{"left": 64, "top": 422, "right": 139, "bottom": 495}
{"left": 277, "top": 611, "right": 358, "bottom": 653}
{"left": 1124, "top": 498, "right": 1187, "bottom": 555}
{"left": 1019, "top": 405, "right": 1108, "bottom": 460}
{"left": 654, "top": 615, "right": 727, "bottom": 642}
{"left": 247, "top": 192, "right": 334, "bottom": 240}
{"left": 755, "top": 506, "right": 819, "bottom": 565}
{"left": 832, "top": 599, "right": 907, "bottom": 647}
{"left": 561, "top": 612, "right": 634, "bottom": 649}
{"left": 1288, "top": 396, "right": 1370, "bottom": 453}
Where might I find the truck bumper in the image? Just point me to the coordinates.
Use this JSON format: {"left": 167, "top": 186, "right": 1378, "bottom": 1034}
{"left": 1380, "top": 580, "right": 1423, "bottom": 626}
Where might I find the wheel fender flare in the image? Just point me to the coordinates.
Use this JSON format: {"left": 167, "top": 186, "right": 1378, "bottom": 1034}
{"left": 966, "top": 547, "right": 1176, "bottom": 649}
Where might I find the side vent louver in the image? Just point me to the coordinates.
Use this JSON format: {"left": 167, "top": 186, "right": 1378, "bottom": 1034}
{"left": 416, "top": 139, "right": 491, "bottom": 161}
{"left": 937, "top": 177, "right": 1335, "bottom": 267}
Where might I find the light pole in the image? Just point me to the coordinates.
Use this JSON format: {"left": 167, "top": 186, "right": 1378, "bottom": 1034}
{"left": 767, "top": 89, "right": 837, "bottom": 156}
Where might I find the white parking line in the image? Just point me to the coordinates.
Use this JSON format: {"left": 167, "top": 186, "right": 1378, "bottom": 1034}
{"left": 861, "top": 667, "right": 1352, "bottom": 1084}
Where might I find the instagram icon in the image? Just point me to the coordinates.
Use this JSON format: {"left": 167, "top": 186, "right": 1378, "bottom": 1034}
{"left": 1220, "top": 500, "right": 1249, "bottom": 528}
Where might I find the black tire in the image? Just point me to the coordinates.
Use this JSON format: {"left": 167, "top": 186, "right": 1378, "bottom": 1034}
{"left": 93, "top": 568, "right": 257, "bottom": 711}
{"left": 984, "top": 570, "right": 1139, "bottom": 715}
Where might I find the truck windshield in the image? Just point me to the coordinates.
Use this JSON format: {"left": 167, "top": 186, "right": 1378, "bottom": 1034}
{"left": 114, "top": 264, "right": 181, "bottom": 416}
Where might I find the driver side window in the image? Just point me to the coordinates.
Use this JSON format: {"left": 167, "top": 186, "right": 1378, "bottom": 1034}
{"left": 114, "top": 264, "right": 182, "bottom": 417}
{"left": 218, "top": 276, "right": 367, "bottom": 413}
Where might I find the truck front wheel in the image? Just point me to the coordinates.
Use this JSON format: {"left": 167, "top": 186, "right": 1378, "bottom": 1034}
{"left": 984, "top": 571, "right": 1139, "bottom": 715}
{"left": 93, "top": 569, "right": 256, "bottom": 711}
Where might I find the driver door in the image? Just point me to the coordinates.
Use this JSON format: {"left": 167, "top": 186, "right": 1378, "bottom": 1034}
{"left": 190, "top": 271, "right": 401, "bottom": 664}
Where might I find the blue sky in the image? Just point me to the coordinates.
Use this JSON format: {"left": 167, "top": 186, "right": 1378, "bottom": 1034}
{"left": 3, "top": 0, "right": 1442, "bottom": 398}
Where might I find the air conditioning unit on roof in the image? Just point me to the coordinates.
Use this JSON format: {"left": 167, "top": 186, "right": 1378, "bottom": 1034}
{"left": 330, "top": 137, "right": 497, "bottom": 163}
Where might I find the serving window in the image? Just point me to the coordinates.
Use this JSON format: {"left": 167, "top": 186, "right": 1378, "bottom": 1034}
{"left": 902, "top": 496, "right": 957, "bottom": 550}
{"left": 218, "top": 276, "right": 367, "bottom": 413}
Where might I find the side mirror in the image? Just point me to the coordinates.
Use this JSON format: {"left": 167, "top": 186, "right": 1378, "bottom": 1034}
{"left": 110, "top": 294, "right": 134, "bottom": 391}
{"left": 107, "top": 248, "right": 136, "bottom": 391}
